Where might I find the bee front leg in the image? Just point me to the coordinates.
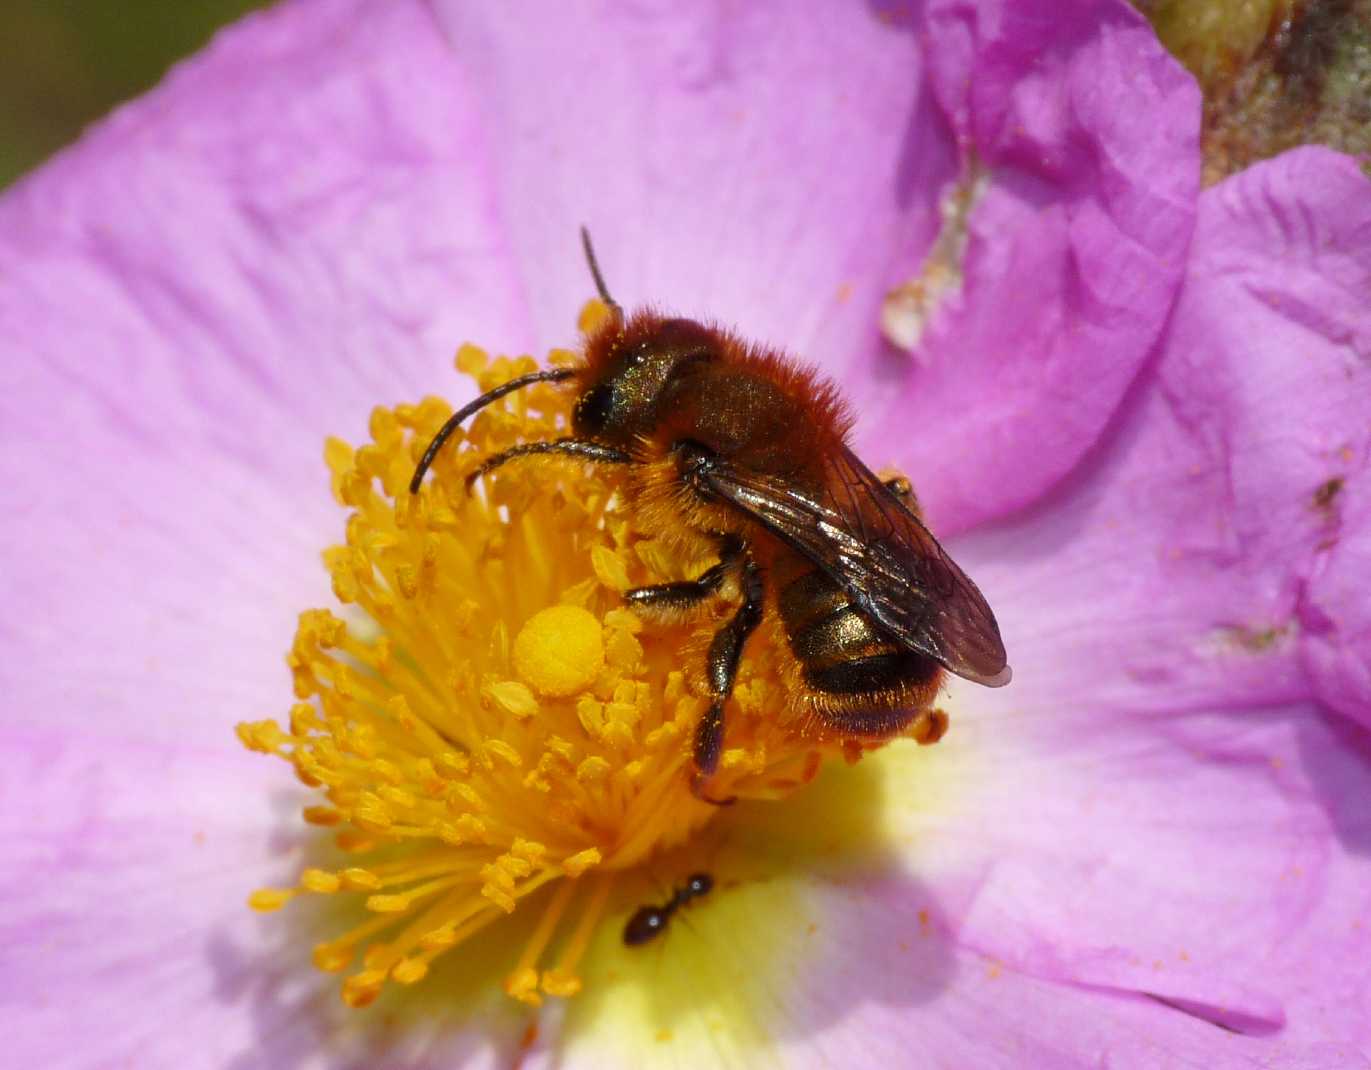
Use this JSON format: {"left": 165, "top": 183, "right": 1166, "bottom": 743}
{"left": 692, "top": 556, "right": 764, "bottom": 804}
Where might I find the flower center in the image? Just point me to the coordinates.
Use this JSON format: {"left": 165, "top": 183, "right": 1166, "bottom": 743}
{"left": 238, "top": 306, "right": 948, "bottom": 1009}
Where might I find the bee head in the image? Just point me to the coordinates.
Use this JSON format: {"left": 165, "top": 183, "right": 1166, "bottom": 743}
{"left": 574, "top": 314, "right": 718, "bottom": 442}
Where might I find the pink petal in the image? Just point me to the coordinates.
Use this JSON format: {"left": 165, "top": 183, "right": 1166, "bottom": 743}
{"left": 906, "top": 147, "right": 1371, "bottom": 1051}
{"left": 563, "top": 845, "right": 1367, "bottom": 1068}
{"left": 0, "top": 727, "right": 551, "bottom": 1068}
{"left": 952, "top": 147, "right": 1371, "bottom": 722}
{"left": 1304, "top": 490, "right": 1371, "bottom": 728}
{"left": 1252, "top": 713, "right": 1371, "bottom": 1053}
{"left": 861, "top": 0, "right": 1200, "bottom": 534}
{"left": 0, "top": 0, "right": 523, "bottom": 746}
{"left": 866, "top": 701, "right": 1354, "bottom": 1037}
{"left": 428, "top": 1, "right": 952, "bottom": 369}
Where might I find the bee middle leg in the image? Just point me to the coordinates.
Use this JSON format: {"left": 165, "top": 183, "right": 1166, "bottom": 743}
{"left": 692, "top": 555, "right": 764, "bottom": 803}
{"left": 882, "top": 474, "right": 921, "bottom": 517}
{"left": 623, "top": 536, "right": 741, "bottom": 620}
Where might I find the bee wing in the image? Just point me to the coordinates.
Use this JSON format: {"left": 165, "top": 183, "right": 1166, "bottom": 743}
{"left": 697, "top": 445, "right": 1011, "bottom": 687}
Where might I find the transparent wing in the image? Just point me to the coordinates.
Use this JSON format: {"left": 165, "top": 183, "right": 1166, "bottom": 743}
{"left": 698, "top": 445, "right": 1010, "bottom": 687}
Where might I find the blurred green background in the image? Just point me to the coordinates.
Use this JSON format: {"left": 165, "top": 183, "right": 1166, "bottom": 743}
{"left": 0, "top": 0, "right": 268, "bottom": 188}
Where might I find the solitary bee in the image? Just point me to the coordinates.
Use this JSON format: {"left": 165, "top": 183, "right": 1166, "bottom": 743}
{"left": 622, "top": 872, "right": 714, "bottom": 946}
{"left": 411, "top": 231, "right": 1010, "bottom": 797}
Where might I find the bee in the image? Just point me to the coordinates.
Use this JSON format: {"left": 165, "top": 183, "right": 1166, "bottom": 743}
{"left": 622, "top": 872, "right": 714, "bottom": 946}
{"left": 410, "top": 230, "right": 1010, "bottom": 798}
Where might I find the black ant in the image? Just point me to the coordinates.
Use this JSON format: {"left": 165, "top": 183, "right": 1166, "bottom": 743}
{"left": 622, "top": 873, "right": 714, "bottom": 946}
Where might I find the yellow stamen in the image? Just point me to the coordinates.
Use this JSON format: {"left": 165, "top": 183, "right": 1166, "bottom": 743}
{"left": 503, "top": 877, "right": 579, "bottom": 1005}
{"left": 238, "top": 304, "right": 947, "bottom": 1008}
{"left": 541, "top": 872, "right": 614, "bottom": 998}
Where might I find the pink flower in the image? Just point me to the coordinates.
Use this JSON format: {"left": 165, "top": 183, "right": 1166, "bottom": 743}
{"left": 3, "top": 0, "right": 1369, "bottom": 1066}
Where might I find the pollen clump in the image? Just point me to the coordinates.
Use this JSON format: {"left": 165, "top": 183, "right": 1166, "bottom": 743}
{"left": 238, "top": 309, "right": 939, "bottom": 1009}
{"left": 514, "top": 605, "right": 604, "bottom": 697}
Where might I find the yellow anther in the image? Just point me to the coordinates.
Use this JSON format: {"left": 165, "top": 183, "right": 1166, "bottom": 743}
{"left": 576, "top": 697, "right": 605, "bottom": 739}
{"left": 366, "top": 894, "right": 410, "bottom": 914}
{"left": 341, "top": 970, "right": 386, "bottom": 1009}
{"left": 480, "top": 862, "right": 516, "bottom": 892}
{"left": 419, "top": 926, "right": 457, "bottom": 952}
{"left": 289, "top": 702, "right": 320, "bottom": 734}
{"left": 339, "top": 868, "right": 381, "bottom": 892}
{"left": 590, "top": 544, "right": 630, "bottom": 592}
{"left": 300, "top": 869, "right": 341, "bottom": 894}
{"left": 434, "top": 751, "right": 470, "bottom": 779}
{"left": 643, "top": 721, "right": 682, "bottom": 750}
{"left": 451, "top": 782, "right": 486, "bottom": 812}
{"left": 605, "top": 701, "right": 640, "bottom": 729}
{"left": 504, "top": 966, "right": 542, "bottom": 1006}
{"left": 302, "top": 805, "right": 342, "bottom": 826}
{"left": 394, "top": 564, "right": 419, "bottom": 600}
{"left": 235, "top": 720, "right": 286, "bottom": 753}
{"left": 248, "top": 888, "right": 293, "bottom": 912}
{"left": 511, "top": 839, "right": 547, "bottom": 864}
{"left": 391, "top": 958, "right": 429, "bottom": 985}
{"left": 605, "top": 627, "right": 644, "bottom": 671}
{"left": 602, "top": 607, "right": 643, "bottom": 634}
{"left": 334, "top": 830, "right": 378, "bottom": 853}
{"left": 383, "top": 694, "right": 414, "bottom": 729}
{"left": 541, "top": 969, "right": 583, "bottom": 998}
{"left": 324, "top": 436, "right": 355, "bottom": 478}
{"left": 562, "top": 849, "right": 602, "bottom": 878}
{"left": 575, "top": 756, "right": 611, "bottom": 783}
{"left": 483, "top": 739, "right": 522, "bottom": 768}
{"left": 484, "top": 680, "right": 539, "bottom": 719}
{"left": 498, "top": 854, "right": 533, "bottom": 880}
{"left": 378, "top": 785, "right": 417, "bottom": 809}
{"left": 577, "top": 298, "right": 613, "bottom": 335}
{"left": 312, "top": 943, "right": 353, "bottom": 973}
{"left": 482, "top": 885, "right": 517, "bottom": 913}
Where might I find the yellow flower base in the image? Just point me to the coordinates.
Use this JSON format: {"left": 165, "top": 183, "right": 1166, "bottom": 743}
{"left": 238, "top": 305, "right": 948, "bottom": 1008}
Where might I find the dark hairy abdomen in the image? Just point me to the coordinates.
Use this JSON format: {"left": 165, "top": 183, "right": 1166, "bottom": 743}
{"left": 777, "top": 566, "right": 940, "bottom": 732}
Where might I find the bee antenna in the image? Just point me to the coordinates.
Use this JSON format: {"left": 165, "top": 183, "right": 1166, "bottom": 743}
{"left": 408, "top": 367, "right": 575, "bottom": 494}
{"left": 580, "top": 226, "right": 621, "bottom": 316}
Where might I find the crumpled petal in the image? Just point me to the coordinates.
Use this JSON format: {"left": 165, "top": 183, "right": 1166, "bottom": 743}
{"left": 922, "top": 146, "right": 1371, "bottom": 1053}
{"left": 955, "top": 147, "right": 1371, "bottom": 723}
{"left": 859, "top": 0, "right": 1199, "bottom": 534}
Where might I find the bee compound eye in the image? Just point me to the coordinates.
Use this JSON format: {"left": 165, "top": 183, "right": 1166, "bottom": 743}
{"left": 574, "top": 383, "right": 613, "bottom": 432}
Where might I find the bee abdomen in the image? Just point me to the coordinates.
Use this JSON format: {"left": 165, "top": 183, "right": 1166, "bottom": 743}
{"left": 777, "top": 568, "right": 942, "bottom": 733}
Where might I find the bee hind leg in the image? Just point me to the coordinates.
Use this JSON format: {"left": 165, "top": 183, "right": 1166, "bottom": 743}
{"left": 881, "top": 473, "right": 921, "bottom": 518}
{"left": 691, "top": 556, "right": 764, "bottom": 805}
